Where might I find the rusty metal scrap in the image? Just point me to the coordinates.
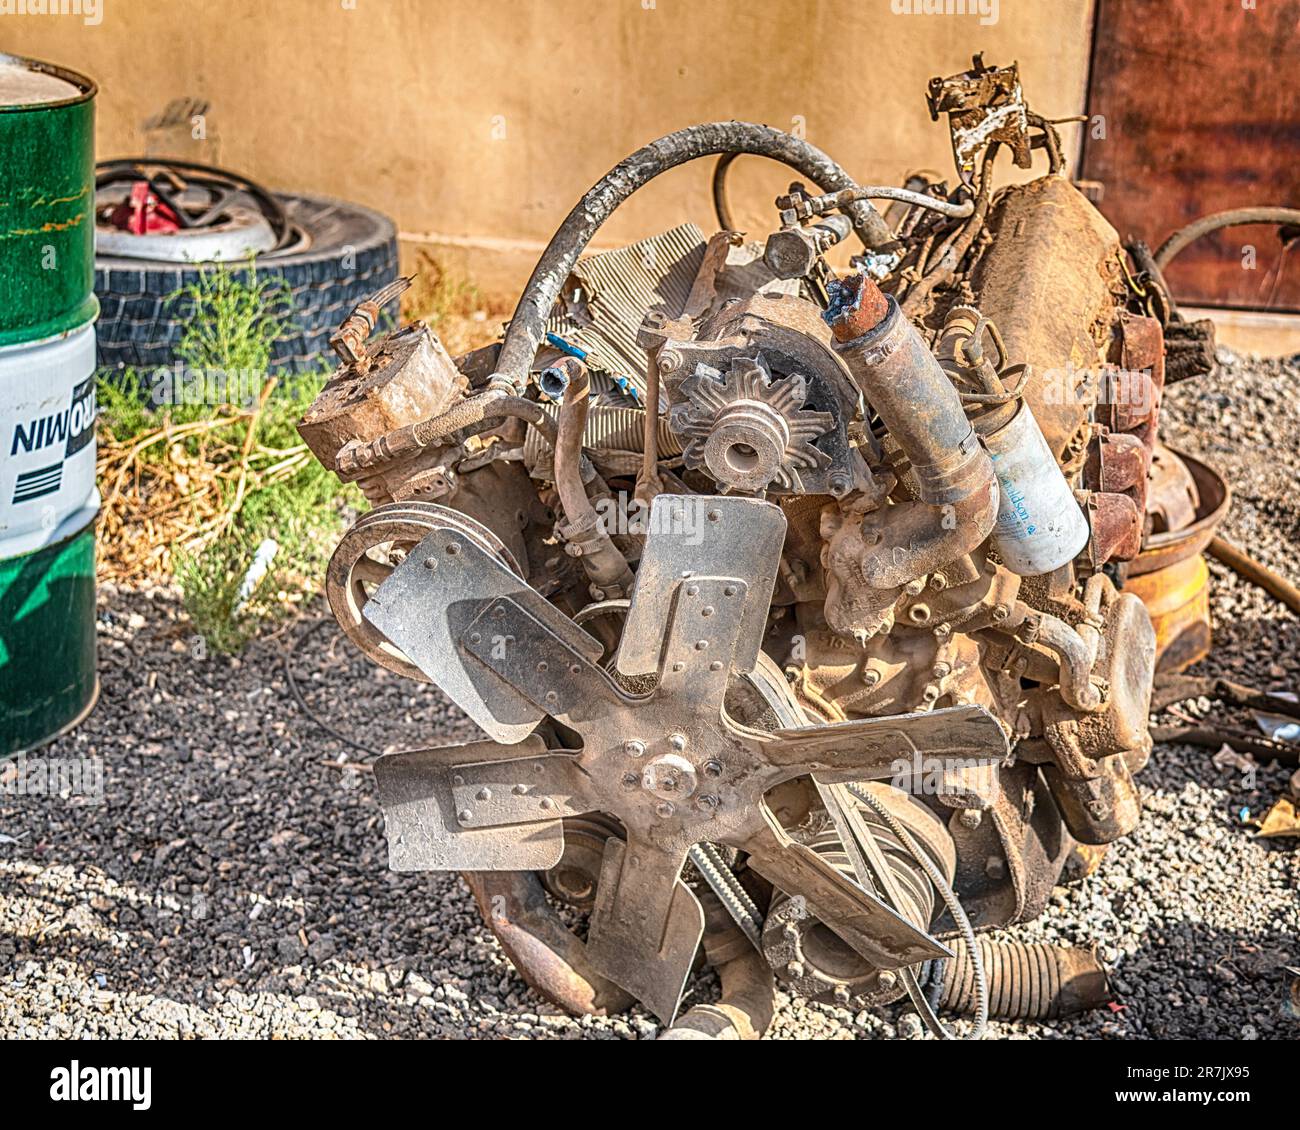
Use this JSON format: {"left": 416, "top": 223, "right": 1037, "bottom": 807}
{"left": 296, "top": 60, "right": 1232, "bottom": 1039}
{"left": 927, "top": 55, "right": 1033, "bottom": 187}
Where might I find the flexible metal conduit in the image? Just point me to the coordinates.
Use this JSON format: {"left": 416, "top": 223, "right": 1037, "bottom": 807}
{"left": 937, "top": 937, "right": 1111, "bottom": 1021}
{"left": 522, "top": 404, "right": 683, "bottom": 469}
{"left": 847, "top": 782, "right": 989, "bottom": 1041}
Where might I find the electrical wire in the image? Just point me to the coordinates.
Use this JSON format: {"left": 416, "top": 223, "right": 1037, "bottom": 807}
{"left": 283, "top": 618, "right": 383, "bottom": 757}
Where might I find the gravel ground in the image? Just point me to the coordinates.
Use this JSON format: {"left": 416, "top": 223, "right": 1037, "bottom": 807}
{"left": 1, "top": 351, "right": 1297, "bottom": 1041}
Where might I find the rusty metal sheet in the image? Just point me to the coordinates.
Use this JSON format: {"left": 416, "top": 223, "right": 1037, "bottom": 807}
{"left": 1082, "top": 0, "right": 1300, "bottom": 310}
{"left": 616, "top": 494, "right": 785, "bottom": 678}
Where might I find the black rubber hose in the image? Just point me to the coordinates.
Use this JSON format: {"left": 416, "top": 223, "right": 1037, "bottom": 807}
{"left": 712, "top": 152, "right": 741, "bottom": 232}
{"left": 95, "top": 157, "right": 292, "bottom": 249}
{"left": 1154, "top": 206, "right": 1300, "bottom": 270}
{"left": 491, "top": 122, "right": 896, "bottom": 391}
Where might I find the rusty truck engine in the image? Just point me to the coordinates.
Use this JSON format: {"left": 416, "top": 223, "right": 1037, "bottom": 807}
{"left": 297, "top": 61, "right": 1218, "bottom": 1038}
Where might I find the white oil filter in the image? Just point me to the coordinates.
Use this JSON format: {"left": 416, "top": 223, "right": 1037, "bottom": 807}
{"left": 983, "top": 401, "right": 1089, "bottom": 575}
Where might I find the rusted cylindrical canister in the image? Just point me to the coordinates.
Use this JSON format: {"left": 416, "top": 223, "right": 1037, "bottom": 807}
{"left": 982, "top": 400, "right": 1090, "bottom": 575}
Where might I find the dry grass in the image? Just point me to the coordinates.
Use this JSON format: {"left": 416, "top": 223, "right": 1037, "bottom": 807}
{"left": 400, "top": 248, "right": 510, "bottom": 356}
{"left": 95, "top": 255, "right": 500, "bottom": 650}
{"left": 95, "top": 380, "right": 313, "bottom": 583}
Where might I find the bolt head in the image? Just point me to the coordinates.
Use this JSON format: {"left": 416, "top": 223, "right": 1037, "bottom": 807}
{"left": 833, "top": 985, "right": 851, "bottom": 1005}
{"left": 877, "top": 970, "right": 898, "bottom": 991}
{"left": 786, "top": 960, "right": 805, "bottom": 978}
{"left": 623, "top": 739, "right": 646, "bottom": 758}
{"left": 703, "top": 759, "right": 723, "bottom": 778}
{"left": 655, "top": 801, "right": 675, "bottom": 819}
{"left": 669, "top": 733, "right": 687, "bottom": 751}
{"left": 695, "top": 794, "right": 720, "bottom": 813}
{"left": 658, "top": 350, "right": 684, "bottom": 374}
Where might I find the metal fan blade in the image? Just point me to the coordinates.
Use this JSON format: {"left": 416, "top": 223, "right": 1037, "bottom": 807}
{"left": 762, "top": 703, "right": 1009, "bottom": 785}
{"left": 585, "top": 835, "right": 704, "bottom": 1023}
{"left": 374, "top": 736, "right": 590, "bottom": 872}
{"left": 745, "top": 812, "right": 952, "bottom": 969}
{"left": 462, "top": 595, "right": 623, "bottom": 730}
{"left": 363, "top": 528, "right": 604, "bottom": 744}
{"left": 617, "top": 495, "right": 785, "bottom": 678}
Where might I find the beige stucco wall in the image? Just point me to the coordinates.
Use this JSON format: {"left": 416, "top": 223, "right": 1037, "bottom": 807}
{"left": 6, "top": 0, "right": 1094, "bottom": 299}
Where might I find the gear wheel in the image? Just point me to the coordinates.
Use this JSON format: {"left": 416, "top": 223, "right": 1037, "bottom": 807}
{"left": 672, "top": 354, "right": 834, "bottom": 492}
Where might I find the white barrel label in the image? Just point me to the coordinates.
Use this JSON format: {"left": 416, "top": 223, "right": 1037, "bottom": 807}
{"left": 1, "top": 325, "right": 99, "bottom": 558}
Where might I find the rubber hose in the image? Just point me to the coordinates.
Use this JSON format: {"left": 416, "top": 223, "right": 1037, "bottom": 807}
{"left": 492, "top": 122, "right": 896, "bottom": 391}
{"left": 553, "top": 359, "right": 634, "bottom": 596}
{"left": 1154, "top": 206, "right": 1300, "bottom": 270}
{"left": 554, "top": 359, "right": 599, "bottom": 529}
{"left": 1209, "top": 534, "right": 1300, "bottom": 617}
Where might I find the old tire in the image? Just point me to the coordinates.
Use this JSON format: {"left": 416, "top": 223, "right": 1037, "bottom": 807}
{"left": 94, "top": 191, "right": 398, "bottom": 374}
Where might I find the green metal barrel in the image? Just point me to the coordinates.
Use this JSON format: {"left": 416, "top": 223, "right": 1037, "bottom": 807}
{"left": 0, "top": 55, "right": 99, "bottom": 757}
